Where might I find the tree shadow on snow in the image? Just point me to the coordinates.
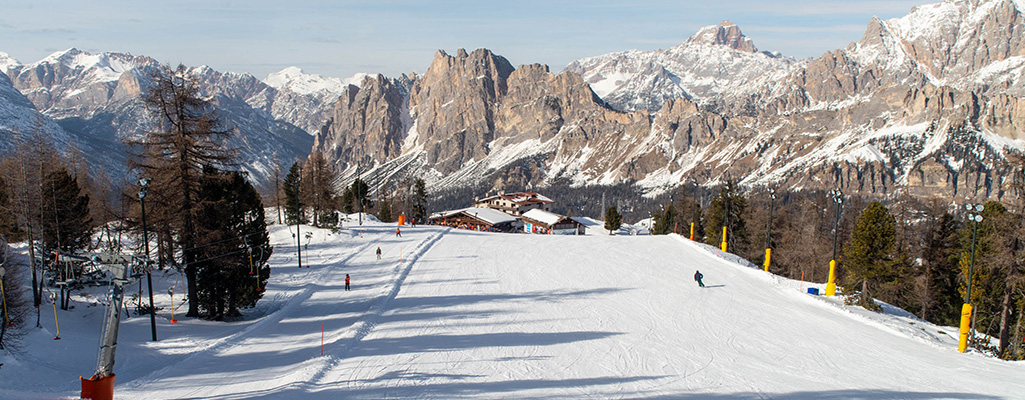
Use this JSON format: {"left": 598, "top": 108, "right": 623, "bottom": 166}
{"left": 635, "top": 390, "right": 1001, "bottom": 400}
{"left": 174, "top": 374, "right": 667, "bottom": 400}
{"left": 350, "top": 330, "right": 624, "bottom": 358}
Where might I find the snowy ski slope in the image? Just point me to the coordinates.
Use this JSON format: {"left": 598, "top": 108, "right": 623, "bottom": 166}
{"left": 0, "top": 219, "right": 1022, "bottom": 399}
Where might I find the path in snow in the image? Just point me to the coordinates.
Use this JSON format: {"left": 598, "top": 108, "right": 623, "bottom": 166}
{"left": 2, "top": 223, "right": 1022, "bottom": 399}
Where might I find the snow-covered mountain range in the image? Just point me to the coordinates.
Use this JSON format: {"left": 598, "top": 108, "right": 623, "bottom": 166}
{"left": 0, "top": 49, "right": 351, "bottom": 188}
{"left": 0, "top": 58, "right": 70, "bottom": 154}
{"left": 3, "top": 0, "right": 1024, "bottom": 202}
{"left": 564, "top": 20, "right": 797, "bottom": 113}
{"left": 314, "top": 0, "right": 1025, "bottom": 201}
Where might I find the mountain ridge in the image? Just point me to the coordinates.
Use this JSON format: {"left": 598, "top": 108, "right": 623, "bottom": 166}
{"left": 315, "top": 0, "right": 1025, "bottom": 201}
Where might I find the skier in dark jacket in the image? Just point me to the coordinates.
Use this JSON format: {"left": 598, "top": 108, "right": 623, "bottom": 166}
{"left": 694, "top": 270, "right": 705, "bottom": 288}
{"left": 376, "top": 246, "right": 382, "bottom": 260}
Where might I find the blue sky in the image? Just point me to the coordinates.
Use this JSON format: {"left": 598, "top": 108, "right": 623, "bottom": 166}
{"left": 0, "top": 0, "right": 933, "bottom": 80}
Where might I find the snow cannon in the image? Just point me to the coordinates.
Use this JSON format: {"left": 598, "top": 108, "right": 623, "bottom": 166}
{"left": 398, "top": 215, "right": 406, "bottom": 226}
{"left": 80, "top": 374, "right": 115, "bottom": 400}
{"left": 79, "top": 252, "right": 139, "bottom": 400}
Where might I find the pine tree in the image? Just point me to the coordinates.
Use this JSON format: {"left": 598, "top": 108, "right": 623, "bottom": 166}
{"left": 0, "top": 235, "right": 29, "bottom": 350}
{"left": 282, "top": 162, "right": 305, "bottom": 225}
{"left": 270, "top": 153, "right": 284, "bottom": 224}
{"left": 129, "top": 63, "right": 236, "bottom": 317}
{"left": 842, "top": 201, "right": 897, "bottom": 310}
{"left": 379, "top": 200, "right": 393, "bottom": 223}
{"left": 3, "top": 126, "right": 61, "bottom": 312}
{"left": 673, "top": 185, "right": 704, "bottom": 241}
{"left": 194, "top": 169, "right": 271, "bottom": 320}
{"left": 652, "top": 204, "right": 675, "bottom": 235}
{"left": 40, "top": 167, "right": 93, "bottom": 253}
{"left": 340, "top": 187, "right": 355, "bottom": 214}
{"left": 773, "top": 191, "right": 832, "bottom": 282}
{"left": 920, "top": 209, "right": 963, "bottom": 326}
{"left": 0, "top": 176, "right": 19, "bottom": 239}
{"left": 604, "top": 205, "right": 622, "bottom": 235}
{"left": 302, "top": 151, "right": 336, "bottom": 227}
{"left": 956, "top": 201, "right": 1025, "bottom": 357}
{"left": 411, "top": 178, "right": 428, "bottom": 223}
{"left": 351, "top": 178, "right": 370, "bottom": 212}
{"left": 705, "top": 179, "right": 748, "bottom": 253}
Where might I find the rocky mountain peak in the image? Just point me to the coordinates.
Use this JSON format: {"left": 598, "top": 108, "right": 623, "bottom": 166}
{"left": 424, "top": 48, "right": 515, "bottom": 99}
{"left": 686, "top": 20, "right": 758, "bottom": 52}
{"left": 0, "top": 52, "right": 21, "bottom": 74}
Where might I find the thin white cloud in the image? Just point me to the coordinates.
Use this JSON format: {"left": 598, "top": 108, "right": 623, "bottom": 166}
{"left": 752, "top": 0, "right": 930, "bottom": 16}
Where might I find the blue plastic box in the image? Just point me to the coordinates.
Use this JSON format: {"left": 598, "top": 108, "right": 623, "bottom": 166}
{"left": 807, "top": 288, "right": 819, "bottom": 295}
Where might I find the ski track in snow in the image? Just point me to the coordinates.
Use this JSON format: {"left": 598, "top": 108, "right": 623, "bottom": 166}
{"left": 2, "top": 221, "right": 1024, "bottom": 399}
{"left": 118, "top": 225, "right": 444, "bottom": 399}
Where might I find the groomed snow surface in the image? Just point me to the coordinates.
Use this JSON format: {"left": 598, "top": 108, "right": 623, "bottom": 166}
{"left": 1, "top": 217, "right": 1023, "bottom": 399}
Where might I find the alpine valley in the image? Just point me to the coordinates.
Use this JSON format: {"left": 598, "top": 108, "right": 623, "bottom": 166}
{"left": 4, "top": 0, "right": 1025, "bottom": 201}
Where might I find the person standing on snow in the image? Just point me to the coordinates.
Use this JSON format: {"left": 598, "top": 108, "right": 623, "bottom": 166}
{"left": 345, "top": 274, "right": 351, "bottom": 291}
{"left": 694, "top": 270, "right": 705, "bottom": 288}
{"left": 376, "top": 246, "right": 382, "bottom": 260}
{"left": 396, "top": 228, "right": 401, "bottom": 237}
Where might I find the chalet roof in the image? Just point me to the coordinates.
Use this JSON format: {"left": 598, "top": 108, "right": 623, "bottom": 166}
{"left": 522, "top": 209, "right": 570, "bottom": 226}
{"left": 477, "top": 191, "right": 554, "bottom": 206}
{"left": 431, "top": 207, "right": 519, "bottom": 225}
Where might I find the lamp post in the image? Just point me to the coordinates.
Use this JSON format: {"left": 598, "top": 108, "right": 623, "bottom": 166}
{"left": 138, "top": 178, "right": 157, "bottom": 341}
{"left": 721, "top": 177, "right": 730, "bottom": 253}
{"left": 825, "top": 188, "right": 843, "bottom": 296}
{"left": 958, "top": 203, "right": 984, "bottom": 353}
{"left": 690, "top": 179, "right": 698, "bottom": 240}
{"left": 764, "top": 187, "right": 776, "bottom": 272}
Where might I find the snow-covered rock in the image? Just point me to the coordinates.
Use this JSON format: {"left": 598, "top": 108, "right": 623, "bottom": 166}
{"left": 564, "top": 20, "right": 798, "bottom": 112}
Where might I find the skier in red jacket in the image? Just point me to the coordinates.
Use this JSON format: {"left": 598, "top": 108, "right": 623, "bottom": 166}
{"left": 345, "top": 274, "right": 351, "bottom": 291}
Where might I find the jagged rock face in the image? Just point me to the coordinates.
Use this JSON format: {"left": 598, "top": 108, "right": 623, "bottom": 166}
{"left": 1, "top": 49, "right": 315, "bottom": 188}
{"left": 686, "top": 20, "right": 759, "bottom": 52}
{"left": 492, "top": 64, "right": 654, "bottom": 185}
{"left": 316, "top": 6, "right": 1025, "bottom": 202}
{"left": 314, "top": 74, "right": 409, "bottom": 172}
{"left": 409, "top": 49, "right": 515, "bottom": 174}
{"left": 883, "top": 0, "right": 1025, "bottom": 95}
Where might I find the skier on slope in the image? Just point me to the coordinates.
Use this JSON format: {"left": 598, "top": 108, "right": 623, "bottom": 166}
{"left": 396, "top": 227, "right": 401, "bottom": 237}
{"left": 376, "top": 246, "right": 382, "bottom": 260}
{"left": 694, "top": 270, "right": 705, "bottom": 288}
{"left": 345, "top": 274, "right": 351, "bottom": 291}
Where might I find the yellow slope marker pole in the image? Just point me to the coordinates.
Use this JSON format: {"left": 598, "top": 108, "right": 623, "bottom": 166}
{"left": 720, "top": 226, "right": 728, "bottom": 252}
{"left": 825, "top": 259, "right": 837, "bottom": 296}
{"left": 958, "top": 303, "right": 973, "bottom": 352}
{"left": 51, "top": 292, "right": 61, "bottom": 340}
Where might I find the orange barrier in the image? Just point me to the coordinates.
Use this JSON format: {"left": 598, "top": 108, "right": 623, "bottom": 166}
{"left": 81, "top": 374, "right": 115, "bottom": 400}
{"left": 398, "top": 215, "right": 406, "bottom": 226}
